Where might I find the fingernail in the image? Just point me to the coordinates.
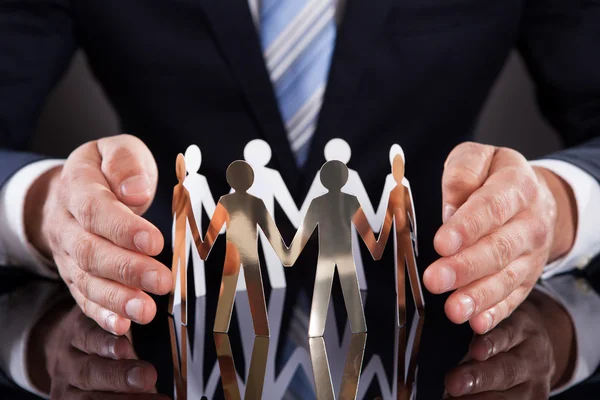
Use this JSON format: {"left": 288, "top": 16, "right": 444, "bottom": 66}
{"left": 483, "top": 311, "right": 493, "bottom": 333}
{"left": 125, "top": 298, "right": 145, "bottom": 322}
{"left": 447, "top": 229, "right": 462, "bottom": 253}
{"left": 134, "top": 231, "right": 152, "bottom": 254}
{"left": 106, "top": 313, "right": 118, "bottom": 335}
{"left": 127, "top": 366, "right": 146, "bottom": 389}
{"left": 437, "top": 266, "right": 456, "bottom": 292}
{"left": 141, "top": 270, "right": 159, "bottom": 292}
{"left": 458, "top": 295, "right": 475, "bottom": 319}
{"left": 459, "top": 372, "right": 475, "bottom": 395}
{"left": 120, "top": 175, "right": 151, "bottom": 197}
{"left": 443, "top": 204, "right": 456, "bottom": 223}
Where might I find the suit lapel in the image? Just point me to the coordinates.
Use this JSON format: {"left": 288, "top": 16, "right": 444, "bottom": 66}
{"left": 199, "top": 0, "right": 299, "bottom": 187}
{"left": 303, "top": 0, "right": 396, "bottom": 183}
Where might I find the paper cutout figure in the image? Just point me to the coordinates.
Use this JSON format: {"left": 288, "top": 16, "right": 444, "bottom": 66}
{"left": 374, "top": 144, "right": 418, "bottom": 255}
{"left": 361, "top": 154, "right": 425, "bottom": 327}
{"left": 283, "top": 160, "right": 382, "bottom": 337}
{"left": 298, "top": 138, "right": 376, "bottom": 291}
{"left": 169, "top": 315, "right": 188, "bottom": 400}
{"left": 244, "top": 139, "right": 300, "bottom": 289}
{"left": 183, "top": 145, "right": 219, "bottom": 298}
{"left": 196, "top": 161, "right": 289, "bottom": 337}
{"left": 309, "top": 333, "right": 367, "bottom": 400}
{"left": 214, "top": 333, "right": 270, "bottom": 400}
{"left": 396, "top": 316, "right": 424, "bottom": 400}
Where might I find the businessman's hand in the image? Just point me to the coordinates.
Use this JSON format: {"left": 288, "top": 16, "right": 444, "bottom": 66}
{"left": 25, "top": 134, "right": 172, "bottom": 335}
{"left": 424, "top": 142, "right": 577, "bottom": 334}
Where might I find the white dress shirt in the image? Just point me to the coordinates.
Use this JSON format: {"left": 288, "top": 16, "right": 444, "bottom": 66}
{"left": 2, "top": 0, "right": 600, "bottom": 395}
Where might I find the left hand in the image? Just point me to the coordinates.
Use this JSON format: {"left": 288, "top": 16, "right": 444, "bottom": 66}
{"left": 423, "top": 142, "right": 575, "bottom": 334}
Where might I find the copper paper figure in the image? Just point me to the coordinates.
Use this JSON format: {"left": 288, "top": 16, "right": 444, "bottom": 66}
{"left": 214, "top": 333, "right": 270, "bottom": 400}
{"left": 309, "top": 333, "right": 367, "bottom": 400}
{"left": 396, "top": 315, "right": 424, "bottom": 400}
{"left": 196, "top": 161, "right": 289, "bottom": 337}
{"left": 282, "top": 160, "right": 382, "bottom": 337}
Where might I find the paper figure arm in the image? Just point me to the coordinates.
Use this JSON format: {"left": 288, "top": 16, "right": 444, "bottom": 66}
{"left": 354, "top": 202, "right": 392, "bottom": 261}
{"left": 283, "top": 202, "right": 318, "bottom": 266}
{"left": 350, "top": 172, "right": 378, "bottom": 229}
{"left": 195, "top": 202, "right": 228, "bottom": 260}
{"left": 201, "top": 178, "right": 225, "bottom": 234}
{"left": 258, "top": 204, "right": 292, "bottom": 265}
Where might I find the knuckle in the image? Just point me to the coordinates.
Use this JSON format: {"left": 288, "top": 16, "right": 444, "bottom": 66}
{"left": 78, "top": 195, "right": 101, "bottom": 232}
{"left": 530, "top": 218, "right": 551, "bottom": 247}
{"left": 114, "top": 254, "right": 135, "bottom": 284}
{"left": 73, "top": 271, "right": 90, "bottom": 295}
{"left": 73, "top": 236, "right": 96, "bottom": 272}
{"left": 451, "top": 251, "right": 477, "bottom": 281}
{"left": 443, "top": 167, "right": 482, "bottom": 194}
{"left": 482, "top": 192, "right": 510, "bottom": 224}
{"left": 486, "top": 233, "right": 514, "bottom": 268}
{"left": 76, "top": 357, "right": 94, "bottom": 390}
{"left": 500, "top": 357, "right": 519, "bottom": 388}
{"left": 102, "top": 284, "right": 123, "bottom": 311}
{"left": 458, "top": 212, "right": 483, "bottom": 240}
{"left": 108, "top": 216, "right": 134, "bottom": 244}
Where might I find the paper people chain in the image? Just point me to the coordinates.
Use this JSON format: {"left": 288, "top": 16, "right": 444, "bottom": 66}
{"left": 169, "top": 140, "right": 424, "bottom": 338}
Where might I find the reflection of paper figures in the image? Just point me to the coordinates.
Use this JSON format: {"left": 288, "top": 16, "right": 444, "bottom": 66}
{"left": 374, "top": 145, "right": 418, "bottom": 255}
{"left": 298, "top": 138, "right": 376, "bottom": 291}
{"left": 169, "top": 315, "right": 188, "bottom": 400}
{"left": 373, "top": 154, "right": 425, "bottom": 327}
{"left": 395, "top": 315, "right": 424, "bottom": 400}
{"left": 183, "top": 145, "right": 219, "bottom": 298}
{"left": 309, "top": 333, "right": 367, "bottom": 400}
{"left": 244, "top": 139, "right": 300, "bottom": 289}
{"left": 214, "top": 333, "right": 270, "bottom": 400}
{"left": 284, "top": 160, "right": 382, "bottom": 337}
{"left": 196, "top": 161, "right": 289, "bottom": 336}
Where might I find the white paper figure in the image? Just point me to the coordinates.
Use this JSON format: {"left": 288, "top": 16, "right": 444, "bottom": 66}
{"left": 374, "top": 144, "right": 418, "bottom": 255}
{"left": 298, "top": 138, "right": 376, "bottom": 291}
{"left": 244, "top": 139, "right": 300, "bottom": 289}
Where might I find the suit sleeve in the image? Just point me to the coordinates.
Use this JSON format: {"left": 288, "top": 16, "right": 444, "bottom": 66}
{"left": 0, "top": 0, "right": 76, "bottom": 187}
{"left": 516, "top": 0, "right": 600, "bottom": 179}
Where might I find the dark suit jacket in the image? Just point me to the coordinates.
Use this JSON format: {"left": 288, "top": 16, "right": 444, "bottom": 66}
{"left": 1, "top": 0, "right": 600, "bottom": 393}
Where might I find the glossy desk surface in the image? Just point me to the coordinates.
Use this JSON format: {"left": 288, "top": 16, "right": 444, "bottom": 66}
{"left": 1, "top": 266, "right": 599, "bottom": 400}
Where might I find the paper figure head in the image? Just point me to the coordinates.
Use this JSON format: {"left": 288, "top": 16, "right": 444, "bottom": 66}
{"left": 324, "top": 138, "right": 351, "bottom": 163}
{"left": 320, "top": 160, "right": 349, "bottom": 191}
{"left": 244, "top": 139, "right": 272, "bottom": 167}
{"left": 227, "top": 160, "right": 255, "bottom": 192}
{"left": 176, "top": 153, "right": 186, "bottom": 183}
{"left": 185, "top": 144, "right": 202, "bottom": 173}
{"left": 389, "top": 144, "right": 405, "bottom": 165}
{"left": 392, "top": 154, "right": 405, "bottom": 184}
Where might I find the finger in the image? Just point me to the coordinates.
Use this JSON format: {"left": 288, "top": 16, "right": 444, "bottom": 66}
{"left": 96, "top": 134, "right": 158, "bottom": 212}
{"left": 441, "top": 142, "right": 496, "bottom": 223}
{"left": 71, "top": 270, "right": 157, "bottom": 325}
{"left": 62, "top": 185, "right": 163, "bottom": 256}
{"left": 67, "top": 279, "right": 131, "bottom": 336}
{"left": 62, "top": 218, "right": 172, "bottom": 294}
{"left": 468, "top": 314, "right": 527, "bottom": 361}
{"left": 444, "top": 351, "right": 532, "bottom": 396}
{"left": 67, "top": 349, "right": 157, "bottom": 392}
{"left": 425, "top": 214, "right": 536, "bottom": 294}
{"left": 71, "top": 313, "right": 136, "bottom": 360}
{"left": 436, "top": 166, "right": 540, "bottom": 256}
{"left": 443, "top": 257, "right": 533, "bottom": 327}
{"left": 469, "top": 286, "right": 533, "bottom": 335}
{"left": 444, "top": 384, "right": 533, "bottom": 399}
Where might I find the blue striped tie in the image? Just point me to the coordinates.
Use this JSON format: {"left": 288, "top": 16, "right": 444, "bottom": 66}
{"left": 260, "top": 0, "right": 336, "bottom": 166}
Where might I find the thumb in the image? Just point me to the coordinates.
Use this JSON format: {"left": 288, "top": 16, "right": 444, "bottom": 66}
{"left": 97, "top": 134, "right": 158, "bottom": 215}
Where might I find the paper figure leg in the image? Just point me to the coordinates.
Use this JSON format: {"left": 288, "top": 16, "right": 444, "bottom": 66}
{"left": 169, "top": 245, "right": 187, "bottom": 325}
{"left": 244, "top": 336, "right": 270, "bottom": 399}
{"left": 213, "top": 269, "right": 240, "bottom": 334}
{"left": 260, "top": 231, "right": 287, "bottom": 289}
{"left": 338, "top": 333, "right": 367, "bottom": 400}
{"left": 351, "top": 227, "right": 368, "bottom": 291}
{"left": 337, "top": 256, "right": 367, "bottom": 334}
{"left": 396, "top": 234, "right": 408, "bottom": 328}
{"left": 213, "top": 333, "right": 242, "bottom": 400}
{"left": 188, "top": 221, "right": 207, "bottom": 297}
{"left": 242, "top": 257, "right": 270, "bottom": 337}
{"left": 309, "top": 261, "right": 336, "bottom": 337}
{"left": 403, "top": 233, "right": 425, "bottom": 317}
{"left": 169, "top": 316, "right": 187, "bottom": 400}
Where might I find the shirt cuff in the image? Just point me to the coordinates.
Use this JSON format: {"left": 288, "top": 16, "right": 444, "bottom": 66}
{"left": 0, "top": 159, "right": 64, "bottom": 278}
{"left": 0, "top": 281, "right": 67, "bottom": 399}
{"left": 535, "top": 275, "right": 600, "bottom": 396}
{"left": 529, "top": 159, "right": 600, "bottom": 279}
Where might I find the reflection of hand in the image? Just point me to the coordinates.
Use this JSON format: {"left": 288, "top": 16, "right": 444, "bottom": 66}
{"left": 424, "top": 142, "right": 577, "bottom": 334}
{"left": 25, "top": 134, "right": 173, "bottom": 335}
{"left": 29, "top": 304, "right": 168, "bottom": 399}
{"left": 444, "top": 290, "right": 576, "bottom": 398}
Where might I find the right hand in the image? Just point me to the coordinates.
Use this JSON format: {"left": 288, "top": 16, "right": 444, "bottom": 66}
{"left": 27, "top": 134, "right": 172, "bottom": 335}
